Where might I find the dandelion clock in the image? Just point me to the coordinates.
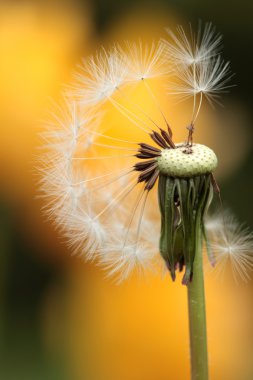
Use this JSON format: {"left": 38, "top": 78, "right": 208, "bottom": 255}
{"left": 38, "top": 22, "right": 253, "bottom": 380}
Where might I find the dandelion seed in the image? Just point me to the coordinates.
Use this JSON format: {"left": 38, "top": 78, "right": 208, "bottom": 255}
{"left": 162, "top": 22, "right": 222, "bottom": 66}
{"left": 64, "top": 205, "right": 108, "bottom": 260}
{"left": 167, "top": 56, "right": 232, "bottom": 105}
{"left": 39, "top": 160, "right": 87, "bottom": 224}
{"left": 41, "top": 98, "right": 100, "bottom": 154}
{"left": 99, "top": 236, "right": 157, "bottom": 283}
{"left": 121, "top": 40, "right": 170, "bottom": 81}
{"left": 70, "top": 46, "right": 128, "bottom": 105}
{"left": 205, "top": 211, "right": 253, "bottom": 282}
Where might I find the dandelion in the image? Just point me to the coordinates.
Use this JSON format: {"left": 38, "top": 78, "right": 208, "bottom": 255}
{"left": 38, "top": 23, "right": 252, "bottom": 380}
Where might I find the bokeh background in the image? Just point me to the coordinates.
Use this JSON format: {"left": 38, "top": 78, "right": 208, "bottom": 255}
{"left": 1, "top": 1, "right": 253, "bottom": 379}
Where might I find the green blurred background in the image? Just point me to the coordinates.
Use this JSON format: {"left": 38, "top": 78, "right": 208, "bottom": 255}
{"left": 1, "top": 1, "right": 253, "bottom": 379}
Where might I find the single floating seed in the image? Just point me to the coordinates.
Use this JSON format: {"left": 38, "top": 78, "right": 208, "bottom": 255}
{"left": 156, "top": 143, "right": 218, "bottom": 177}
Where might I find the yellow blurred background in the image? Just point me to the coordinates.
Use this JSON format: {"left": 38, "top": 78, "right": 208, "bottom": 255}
{"left": 1, "top": 1, "right": 253, "bottom": 379}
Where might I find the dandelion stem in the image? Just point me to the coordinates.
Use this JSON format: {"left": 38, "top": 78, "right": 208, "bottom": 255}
{"left": 187, "top": 215, "right": 209, "bottom": 380}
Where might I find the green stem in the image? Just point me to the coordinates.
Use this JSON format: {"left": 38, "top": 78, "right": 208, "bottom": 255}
{"left": 187, "top": 216, "right": 209, "bottom": 380}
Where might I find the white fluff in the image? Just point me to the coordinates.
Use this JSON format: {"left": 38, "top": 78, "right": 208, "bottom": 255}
{"left": 64, "top": 206, "right": 108, "bottom": 260}
{"left": 98, "top": 223, "right": 158, "bottom": 283}
{"left": 70, "top": 46, "right": 128, "bottom": 105}
{"left": 121, "top": 40, "right": 170, "bottom": 81}
{"left": 206, "top": 211, "right": 253, "bottom": 282}
{"left": 37, "top": 25, "right": 249, "bottom": 283}
{"left": 162, "top": 22, "right": 222, "bottom": 66}
{"left": 168, "top": 56, "right": 232, "bottom": 104}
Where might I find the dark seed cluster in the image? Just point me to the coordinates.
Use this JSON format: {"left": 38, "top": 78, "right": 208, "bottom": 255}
{"left": 133, "top": 126, "right": 175, "bottom": 190}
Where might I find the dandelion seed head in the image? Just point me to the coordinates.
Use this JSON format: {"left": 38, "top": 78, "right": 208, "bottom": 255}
{"left": 38, "top": 23, "right": 240, "bottom": 283}
{"left": 157, "top": 144, "right": 218, "bottom": 177}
